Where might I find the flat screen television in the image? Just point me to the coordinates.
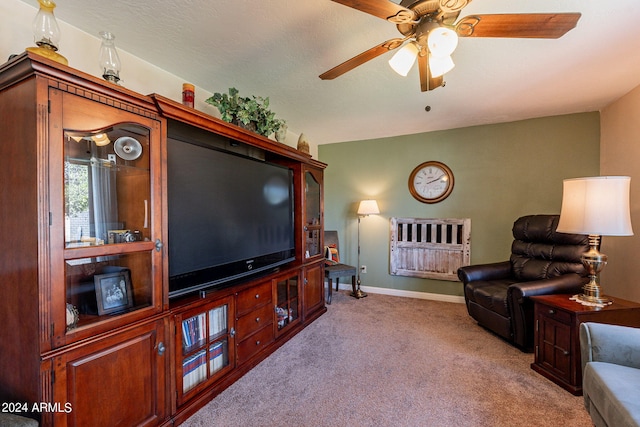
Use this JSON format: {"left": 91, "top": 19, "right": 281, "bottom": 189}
{"left": 167, "top": 135, "right": 296, "bottom": 298}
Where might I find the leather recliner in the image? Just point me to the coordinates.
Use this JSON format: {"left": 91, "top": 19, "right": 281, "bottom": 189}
{"left": 457, "top": 214, "right": 589, "bottom": 351}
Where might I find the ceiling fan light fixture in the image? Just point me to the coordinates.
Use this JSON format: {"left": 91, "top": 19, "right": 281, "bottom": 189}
{"left": 388, "top": 42, "right": 419, "bottom": 77}
{"left": 321, "top": 2, "right": 581, "bottom": 92}
{"left": 429, "top": 54, "right": 455, "bottom": 78}
{"left": 427, "top": 26, "right": 459, "bottom": 58}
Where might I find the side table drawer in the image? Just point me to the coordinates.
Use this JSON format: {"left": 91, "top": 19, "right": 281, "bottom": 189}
{"left": 538, "top": 304, "right": 572, "bottom": 324}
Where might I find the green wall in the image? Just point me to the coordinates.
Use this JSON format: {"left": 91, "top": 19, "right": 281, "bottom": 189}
{"left": 318, "top": 113, "right": 600, "bottom": 297}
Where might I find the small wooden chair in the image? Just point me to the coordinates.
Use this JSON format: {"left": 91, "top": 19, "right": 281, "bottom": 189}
{"left": 324, "top": 230, "right": 357, "bottom": 304}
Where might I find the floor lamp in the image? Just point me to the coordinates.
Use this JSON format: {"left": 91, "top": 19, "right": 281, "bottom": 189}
{"left": 354, "top": 199, "right": 380, "bottom": 299}
{"left": 556, "top": 176, "right": 633, "bottom": 305}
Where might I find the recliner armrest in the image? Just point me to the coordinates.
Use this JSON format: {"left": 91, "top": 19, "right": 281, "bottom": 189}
{"left": 508, "top": 273, "right": 587, "bottom": 304}
{"left": 457, "top": 261, "right": 511, "bottom": 284}
{"left": 580, "top": 322, "right": 640, "bottom": 373}
{"left": 506, "top": 274, "right": 587, "bottom": 350}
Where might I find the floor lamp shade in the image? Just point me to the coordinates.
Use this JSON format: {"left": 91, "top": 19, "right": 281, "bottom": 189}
{"left": 357, "top": 200, "right": 380, "bottom": 216}
{"left": 556, "top": 176, "right": 633, "bottom": 236}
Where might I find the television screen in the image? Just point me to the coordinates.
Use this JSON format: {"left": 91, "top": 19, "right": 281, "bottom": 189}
{"left": 167, "top": 137, "right": 295, "bottom": 298}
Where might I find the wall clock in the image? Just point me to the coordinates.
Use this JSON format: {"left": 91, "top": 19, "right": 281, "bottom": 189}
{"left": 408, "top": 161, "right": 454, "bottom": 203}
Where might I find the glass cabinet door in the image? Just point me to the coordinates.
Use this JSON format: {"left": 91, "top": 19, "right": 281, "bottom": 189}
{"left": 304, "top": 169, "right": 322, "bottom": 258}
{"left": 176, "top": 296, "right": 235, "bottom": 404}
{"left": 275, "top": 274, "right": 300, "bottom": 333}
{"left": 61, "top": 120, "right": 159, "bottom": 335}
{"left": 64, "top": 124, "right": 151, "bottom": 247}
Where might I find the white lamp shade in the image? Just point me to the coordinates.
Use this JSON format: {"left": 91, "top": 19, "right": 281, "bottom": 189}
{"left": 429, "top": 54, "right": 455, "bottom": 78}
{"left": 427, "top": 26, "right": 458, "bottom": 57}
{"left": 357, "top": 199, "right": 380, "bottom": 216}
{"left": 557, "top": 176, "right": 633, "bottom": 236}
{"left": 388, "top": 43, "right": 419, "bottom": 77}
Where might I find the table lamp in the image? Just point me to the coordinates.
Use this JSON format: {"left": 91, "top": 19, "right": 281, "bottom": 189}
{"left": 556, "top": 176, "right": 633, "bottom": 305}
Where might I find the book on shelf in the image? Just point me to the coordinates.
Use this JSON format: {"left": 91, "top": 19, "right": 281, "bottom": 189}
{"left": 209, "top": 305, "right": 227, "bottom": 339}
{"left": 209, "top": 340, "right": 227, "bottom": 374}
{"left": 182, "top": 313, "right": 206, "bottom": 352}
{"left": 182, "top": 349, "right": 207, "bottom": 393}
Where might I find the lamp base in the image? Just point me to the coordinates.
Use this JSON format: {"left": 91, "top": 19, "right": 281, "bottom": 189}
{"left": 26, "top": 46, "right": 68, "bottom": 65}
{"left": 351, "top": 279, "right": 367, "bottom": 299}
{"left": 574, "top": 293, "right": 612, "bottom": 306}
{"left": 351, "top": 289, "right": 368, "bottom": 299}
{"left": 574, "top": 236, "right": 613, "bottom": 306}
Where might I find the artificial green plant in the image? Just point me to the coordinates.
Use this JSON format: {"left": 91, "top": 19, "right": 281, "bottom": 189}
{"left": 206, "top": 87, "right": 285, "bottom": 137}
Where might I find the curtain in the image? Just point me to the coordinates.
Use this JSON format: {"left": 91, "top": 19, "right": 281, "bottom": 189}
{"left": 90, "top": 155, "right": 118, "bottom": 245}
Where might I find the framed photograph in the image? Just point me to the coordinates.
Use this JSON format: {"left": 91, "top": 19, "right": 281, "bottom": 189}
{"left": 94, "top": 270, "right": 134, "bottom": 315}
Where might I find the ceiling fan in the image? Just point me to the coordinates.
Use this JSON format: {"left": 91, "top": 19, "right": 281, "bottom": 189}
{"left": 319, "top": 0, "right": 581, "bottom": 91}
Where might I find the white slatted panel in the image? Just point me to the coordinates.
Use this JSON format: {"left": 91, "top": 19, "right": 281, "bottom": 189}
{"left": 390, "top": 217, "right": 471, "bottom": 281}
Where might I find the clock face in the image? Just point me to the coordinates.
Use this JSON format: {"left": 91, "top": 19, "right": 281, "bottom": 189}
{"left": 408, "top": 161, "right": 454, "bottom": 203}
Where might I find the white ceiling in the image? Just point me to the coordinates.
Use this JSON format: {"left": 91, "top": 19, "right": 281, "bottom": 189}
{"left": 22, "top": 0, "right": 640, "bottom": 144}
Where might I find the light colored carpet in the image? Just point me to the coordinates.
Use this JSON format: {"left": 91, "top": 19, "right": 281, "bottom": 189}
{"left": 182, "top": 291, "right": 592, "bottom": 427}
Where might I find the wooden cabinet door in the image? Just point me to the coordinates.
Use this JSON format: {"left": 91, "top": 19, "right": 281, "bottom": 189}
{"left": 535, "top": 309, "right": 572, "bottom": 383}
{"left": 50, "top": 318, "right": 168, "bottom": 427}
{"left": 303, "top": 262, "right": 324, "bottom": 319}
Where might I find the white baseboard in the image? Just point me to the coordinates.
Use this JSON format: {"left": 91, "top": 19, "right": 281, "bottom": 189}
{"left": 331, "top": 283, "right": 465, "bottom": 304}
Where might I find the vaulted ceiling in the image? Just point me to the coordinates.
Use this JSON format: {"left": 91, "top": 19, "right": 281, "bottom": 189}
{"left": 23, "top": 0, "right": 640, "bottom": 144}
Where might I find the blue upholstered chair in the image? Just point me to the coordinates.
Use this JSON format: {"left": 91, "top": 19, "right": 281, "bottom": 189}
{"left": 580, "top": 322, "right": 640, "bottom": 427}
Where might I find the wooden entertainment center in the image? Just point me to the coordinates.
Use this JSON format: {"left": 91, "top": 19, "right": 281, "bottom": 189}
{"left": 0, "top": 52, "right": 326, "bottom": 426}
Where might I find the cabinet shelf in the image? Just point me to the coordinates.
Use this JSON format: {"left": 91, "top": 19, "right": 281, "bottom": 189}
{"left": 64, "top": 240, "right": 156, "bottom": 259}
{"left": 67, "top": 303, "right": 153, "bottom": 331}
{"left": 66, "top": 156, "right": 150, "bottom": 173}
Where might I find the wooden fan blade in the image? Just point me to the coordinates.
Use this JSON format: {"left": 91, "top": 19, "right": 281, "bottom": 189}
{"left": 331, "top": 0, "right": 417, "bottom": 24}
{"left": 417, "top": 53, "right": 444, "bottom": 92}
{"left": 319, "top": 38, "right": 404, "bottom": 80}
{"left": 456, "top": 13, "right": 581, "bottom": 39}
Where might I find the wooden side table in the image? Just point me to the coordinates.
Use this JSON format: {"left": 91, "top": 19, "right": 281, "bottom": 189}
{"left": 530, "top": 294, "right": 640, "bottom": 395}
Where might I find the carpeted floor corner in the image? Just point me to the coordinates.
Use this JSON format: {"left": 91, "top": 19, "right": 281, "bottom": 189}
{"left": 181, "top": 291, "right": 592, "bottom": 427}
